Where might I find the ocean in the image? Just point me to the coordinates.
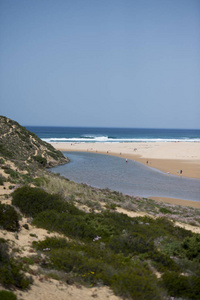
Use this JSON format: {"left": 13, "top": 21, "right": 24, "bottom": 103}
{"left": 25, "top": 126, "right": 200, "bottom": 143}
{"left": 25, "top": 126, "right": 200, "bottom": 201}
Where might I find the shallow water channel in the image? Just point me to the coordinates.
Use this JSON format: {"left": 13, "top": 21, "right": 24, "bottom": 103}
{"left": 50, "top": 152, "right": 200, "bottom": 202}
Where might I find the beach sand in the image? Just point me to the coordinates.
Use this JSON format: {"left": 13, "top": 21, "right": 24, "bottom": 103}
{"left": 51, "top": 142, "right": 200, "bottom": 208}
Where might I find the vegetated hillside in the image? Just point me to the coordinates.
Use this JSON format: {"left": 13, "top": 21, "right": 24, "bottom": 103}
{"left": 0, "top": 116, "right": 200, "bottom": 300}
{"left": 0, "top": 116, "right": 68, "bottom": 168}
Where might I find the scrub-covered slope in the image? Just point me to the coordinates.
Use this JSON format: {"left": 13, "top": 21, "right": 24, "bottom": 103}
{"left": 0, "top": 115, "right": 68, "bottom": 168}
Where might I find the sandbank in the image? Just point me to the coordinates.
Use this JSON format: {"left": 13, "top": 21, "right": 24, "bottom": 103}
{"left": 51, "top": 142, "right": 200, "bottom": 208}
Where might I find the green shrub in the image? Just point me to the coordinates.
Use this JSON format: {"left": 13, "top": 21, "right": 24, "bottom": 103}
{"left": 33, "top": 177, "right": 48, "bottom": 187}
{"left": 0, "top": 240, "right": 32, "bottom": 289}
{"left": 0, "top": 203, "right": 20, "bottom": 231}
{"left": 162, "top": 240, "right": 183, "bottom": 257}
{"left": 159, "top": 207, "right": 172, "bottom": 214}
{"left": 0, "top": 144, "right": 13, "bottom": 158}
{"left": 0, "top": 290, "right": 17, "bottom": 300}
{"left": 109, "top": 233, "right": 155, "bottom": 256}
{"left": 34, "top": 237, "right": 162, "bottom": 299}
{"left": 31, "top": 208, "right": 200, "bottom": 300}
{"left": 12, "top": 186, "right": 79, "bottom": 217}
{"left": 4, "top": 168, "right": 19, "bottom": 179}
{"left": 33, "top": 236, "right": 68, "bottom": 250}
{"left": 105, "top": 203, "right": 117, "bottom": 210}
{"left": 33, "top": 155, "right": 47, "bottom": 167}
{"left": 33, "top": 210, "right": 95, "bottom": 240}
{"left": 47, "top": 151, "right": 59, "bottom": 160}
{"left": 33, "top": 210, "right": 121, "bottom": 241}
{"left": 161, "top": 271, "right": 200, "bottom": 299}
{"left": 0, "top": 175, "right": 5, "bottom": 185}
{"left": 0, "top": 158, "right": 5, "bottom": 164}
{"left": 0, "top": 238, "right": 9, "bottom": 262}
{"left": 21, "top": 174, "right": 33, "bottom": 184}
{"left": 111, "top": 268, "right": 161, "bottom": 300}
{"left": 182, "top": 235, "right": 200, "bottom": 262}
{"left": 0, "top": 263, "right": 31, "bottom": 289}
{"left": 151, "top": 250, "right": 180, "bottom": 272}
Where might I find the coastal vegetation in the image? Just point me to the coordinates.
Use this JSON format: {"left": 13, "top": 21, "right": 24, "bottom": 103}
{"left": 0, "top": 115, "right": 68, "bottom": 168}
{"left": 11, "top": 185, "right": 200, "bottom": 299}
{"left": 0, "top": 238, "right": 32, "bottom": 290}
{"left": 0, "top": 116, "right": 200, "bottom": 299}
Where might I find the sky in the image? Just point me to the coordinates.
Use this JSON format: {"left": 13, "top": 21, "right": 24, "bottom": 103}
{"left": 0, "top": 0, "right": 200, "bottom": 129}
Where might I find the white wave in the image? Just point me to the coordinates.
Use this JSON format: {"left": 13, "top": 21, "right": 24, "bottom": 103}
{"left": 42, "top": 137, "right": 200, "bottom": 143}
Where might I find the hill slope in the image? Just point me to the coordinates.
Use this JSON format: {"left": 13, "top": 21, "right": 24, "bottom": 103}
{"left": 0, "top": 116, "right": 200, "bottom": 300}
{"left": 0, "top": 116, "right": 68, "bottom": 168}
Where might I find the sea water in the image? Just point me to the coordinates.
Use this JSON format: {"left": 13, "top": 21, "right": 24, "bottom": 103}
{"left": 26, "top": 126, "right": 200, "bottom": 143}
{"left": 25, "top": 126, "right": 200, "bottom": 201}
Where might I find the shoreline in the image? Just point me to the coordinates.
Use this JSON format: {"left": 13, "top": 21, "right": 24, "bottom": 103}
{"left": 51, "top": 141, "right": 200, "bottom": 208}
{"left": 51, "top": 141, "right": 200, "bottom": 179}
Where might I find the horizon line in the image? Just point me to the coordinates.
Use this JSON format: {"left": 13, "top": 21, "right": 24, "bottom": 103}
{"left": 24, "top": 125, "right": 200, "bottom": 131}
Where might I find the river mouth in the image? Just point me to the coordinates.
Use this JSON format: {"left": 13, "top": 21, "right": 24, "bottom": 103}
{"left": 50, "top": 152, "right": 200, "bottom": 202}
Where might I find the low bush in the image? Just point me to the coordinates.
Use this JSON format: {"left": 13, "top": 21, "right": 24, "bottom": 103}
{"left": 12, "top": 186, "right": 81, "bottom": 218}
{"left": 0, "top": 175, "right": 5, "bottom": 185}
{"left": 0, "top": 290, "right": 17, "bottom": 300}
{"left": 34, "top": 237, "right": 162, "bottom": 299}
{"left": 4, "top": 168, "right": 19, "bottom": 179}
{"left": 111, "top": 267, "right": 161, "bottom": 300}
{"left": 0, "top": 144, "right": 13, "bottom": 158}
{"left": 150, "top": 250, "right": 180, "bottom": 272}
{"left": 0, "top": 239, "right": 32, "bottom": 289}
{"left": 33, "top": 177, "right": 48, "bottom": 187}
{"left": 182, "top": 235, "right": 200, "bottom": 262}
{"left": 159, "top": 207, "right": 172, "bottom": 214}
{"left": 11, "top": 185, "right": 200, "bottom": 298}
{"left": 0, "top": 158, "right": 5, "bottom": 164}
{"left": 33, "top": 237, "right": 68, "bottom": 250}
{"left": 0, "top": 203, "right": 20, "bottom": 231}
{"left": 161, "top": 271, "right": 200, "bottom": 299}
{"left": 33, "top": 155, "right": 47, "bottom": 167}
{"left": 33, "top": 210, "right": 114, "bottom": 240}
{"left": 109, "top": 233, "right": 155, "bottom": 256}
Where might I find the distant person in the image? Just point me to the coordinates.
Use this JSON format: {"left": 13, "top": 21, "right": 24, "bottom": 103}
{"left": 126, "top": 159, "right": 128, "bottom": 163}
{"left": 180, "top": 170, "right": 183, "bottom": 175}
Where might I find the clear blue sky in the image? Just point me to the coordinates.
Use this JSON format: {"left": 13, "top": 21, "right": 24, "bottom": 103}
{"left": 0, "top": 0, "right": 200, "bottom": 128}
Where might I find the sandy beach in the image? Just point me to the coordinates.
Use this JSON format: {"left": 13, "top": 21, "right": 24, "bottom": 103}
{"left": 51, "top": 142, "right": 200, "bottom": 179}
{"left": 51, "top": 142, "right": 200, "bottom": 208}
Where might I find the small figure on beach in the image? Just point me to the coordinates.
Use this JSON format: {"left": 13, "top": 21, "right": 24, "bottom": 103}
{"left": 146, "top": 161, "right": 148, "bottom": 164}
{"left": 180, "top": 170, "right": 183, "bottom": 175}
{"left": 126, "top": 159, "right": 128, "bottom": 163}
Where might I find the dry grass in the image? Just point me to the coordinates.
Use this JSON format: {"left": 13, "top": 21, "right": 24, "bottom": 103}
{"left": 34, "top": 173, "right": 200, "bottom": 227}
